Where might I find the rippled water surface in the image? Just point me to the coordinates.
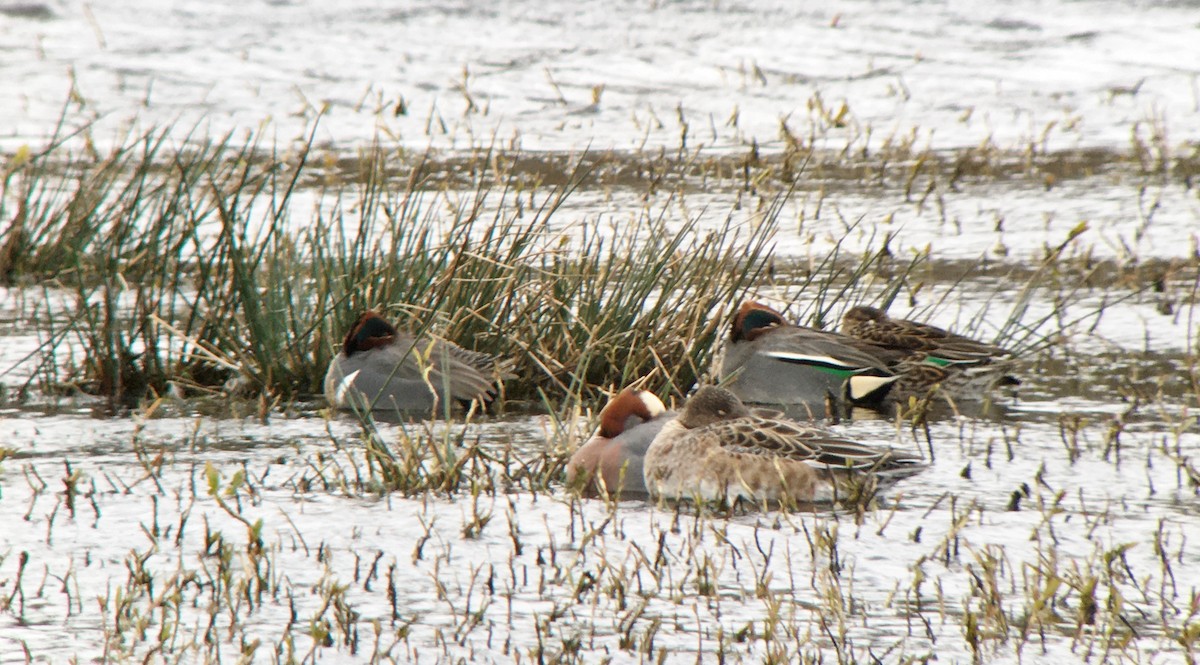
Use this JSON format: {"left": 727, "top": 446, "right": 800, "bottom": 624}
{"left": 1, "top": 387, "right": 1197, "bottom": 663}
{"left": 3, "top": 0, "right": 1199, "bottom": 151}
{"left": 2, "top": 0, "right": 1199, "bottom": 663}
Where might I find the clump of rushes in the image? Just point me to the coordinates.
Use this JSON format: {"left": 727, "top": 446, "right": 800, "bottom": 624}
{"left": 2, "top": 120, "right": 777, "bottom": 412}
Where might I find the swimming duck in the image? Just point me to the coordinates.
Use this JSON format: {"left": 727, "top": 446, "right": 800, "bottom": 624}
{"left": 720, "top": 301, "right": 903, "bottom": 408}
{"left": 566, "top": 388, "right": 674, "bottom": 498}
{"left": 841, "top": 305, "right": 1019, "bottom": 396}
{"left": 642, "top": 386, "right": 927, "bottom": 505}
{"left": 324, "top": 310, "right": 511, "bottom": 413}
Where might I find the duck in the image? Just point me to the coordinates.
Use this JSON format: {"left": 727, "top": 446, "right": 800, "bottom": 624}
{"left": 324, "top": 310, "right": 511, "bottom": 413}
{"left": 720, "top": 301, "right": 903, "bottom": 408}
{"left": 841, "top": 305, "right": 1019, "bottom": 397}
{"left": 566, "top": 388, "right": 674, "bottom": 498}
{"left": 642, "top": 385, "right": 927, "bottom": 505}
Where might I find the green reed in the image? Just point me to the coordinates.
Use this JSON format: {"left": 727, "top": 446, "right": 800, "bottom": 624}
{"left": 1, "top": 120, "right": 785, "bottom": 411}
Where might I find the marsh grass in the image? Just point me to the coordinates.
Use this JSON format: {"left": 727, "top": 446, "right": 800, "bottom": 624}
{"left": 1, "top": 121, "right": 793, "bottom": 412}
{"left": 1, "top": 259, "right": 1196, "bottom": 665}
{"left": 3, "top": 123, "right": 1097, "bottom": 416}
{"left": 7, "top": 104, "right": 1187, "bottom": 416}
{"left": 1, "top": 74, "right": 1198, "bottom": 665}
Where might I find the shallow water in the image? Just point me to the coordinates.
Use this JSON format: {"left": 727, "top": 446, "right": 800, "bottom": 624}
{"left": 0, "top": 394, "right": 1196, "bottom": 663}
{"left": 2, "top": 0, "right": 1198, "bottom": 153}
{"left": 2, "top": 0, "right": 1200, "bottom": 663}
{"left": 1, "top": 258, "right": 1198, "bottom": 663}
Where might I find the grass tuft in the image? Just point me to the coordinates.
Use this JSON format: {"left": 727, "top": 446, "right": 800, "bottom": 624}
{"left": 3, "top": 122, "right": 780, "bottom": 412}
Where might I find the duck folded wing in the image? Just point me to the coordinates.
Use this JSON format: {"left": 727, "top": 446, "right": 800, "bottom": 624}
{"left": 843, "top": 306, "right": 1012, "bottom": 360}
{"left": 711, "top": 417, "right": 906, "bottom": 470}
{"left": 407, "top": 338, "right": 507, "bottom": 403}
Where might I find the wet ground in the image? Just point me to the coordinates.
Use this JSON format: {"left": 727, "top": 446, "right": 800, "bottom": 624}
{"left": 2, "top": 0, "right": 1200, "bottom": 663}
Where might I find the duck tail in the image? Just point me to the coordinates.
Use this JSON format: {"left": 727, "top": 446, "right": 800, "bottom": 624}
{"left": 844, "top": 373, "right": 900, "bottom": 406}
